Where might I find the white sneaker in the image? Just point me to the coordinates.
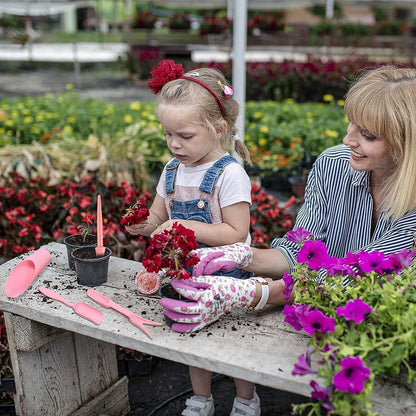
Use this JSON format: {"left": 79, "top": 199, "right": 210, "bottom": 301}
{"left": 182, "top": 395, "right": 215, "bottom": 416}
{"left": 229, "top": 391, "right": 261, "bottom": 416}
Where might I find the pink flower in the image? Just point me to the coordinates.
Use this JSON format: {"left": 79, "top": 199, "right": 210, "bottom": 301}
{"left": 336, "top": 298, "right": 372, "bottom": 324}
{"left": 333, "top": 356, "right": 370, "bottom": 394}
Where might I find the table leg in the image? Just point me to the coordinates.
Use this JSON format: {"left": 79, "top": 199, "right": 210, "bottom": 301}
{"left": 3, "top": 312, "right": 130, "bottom": 415}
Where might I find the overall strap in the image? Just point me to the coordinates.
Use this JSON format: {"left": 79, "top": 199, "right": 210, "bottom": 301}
{"left": 165, "top": 158, "right": 180, "bottom": 194}
{"left": 199, "top": 155, "right": 238, "bottom": 194}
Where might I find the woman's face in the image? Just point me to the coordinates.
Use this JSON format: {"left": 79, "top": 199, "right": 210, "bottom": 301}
{"left": 343, "top": 122, "right": 394, "bottom": 179}
{"left": 158, "top": 105, "right": 224, "bottom": 167}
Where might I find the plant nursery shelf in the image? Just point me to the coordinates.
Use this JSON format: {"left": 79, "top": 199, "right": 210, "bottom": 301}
{"left": 0, "top": 243, "right": 414, "bottom": 415}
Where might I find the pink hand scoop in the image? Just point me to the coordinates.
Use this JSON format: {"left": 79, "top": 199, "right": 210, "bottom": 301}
{"left": 39, "top": 286, "right": 103, "bottom": 325}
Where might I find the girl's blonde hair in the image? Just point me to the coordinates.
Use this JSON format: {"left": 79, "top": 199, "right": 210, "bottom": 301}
{"left": 155, "top": 67, "right": 251, "bottom": 164}
{"left": 344, "top": 65, "right": 416, "bottom": 219}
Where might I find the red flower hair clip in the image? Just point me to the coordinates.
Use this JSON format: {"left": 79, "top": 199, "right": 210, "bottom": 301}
{"left": 147, "top": 59, "right": 184, "bottom": 94}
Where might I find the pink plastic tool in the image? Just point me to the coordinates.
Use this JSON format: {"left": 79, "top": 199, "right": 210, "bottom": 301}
{"left": 87, "top": 288, "right": 162, "bottom": 339}
{"left": 95, "top": 195, "right": 105, "bottom": 256}
{"left": 5, "top": 247, "right": 51, "bottom": 298}
{"left": 39, "top": 286, "right": 103, "bottom": 325}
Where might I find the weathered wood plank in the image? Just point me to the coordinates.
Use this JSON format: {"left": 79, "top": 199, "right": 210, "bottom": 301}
{"left": 71, "top": 376, "right": 130, "bottom": 416}
{"left": 4, "top": 312, "right": 82, "bottom": 415}
{"left": 74, "top": 334, "right": 118, "bottom": 403}
{"left": 9, "top": 314, "right": 64, "bottom": 351}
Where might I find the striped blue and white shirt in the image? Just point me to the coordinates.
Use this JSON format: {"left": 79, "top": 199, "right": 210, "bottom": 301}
{"left": 271, "top": 144, "right": 416, "bottom": 271}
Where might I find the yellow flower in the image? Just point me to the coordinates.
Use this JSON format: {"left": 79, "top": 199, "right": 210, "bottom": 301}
{"left": 65, "top": 84, "right": 74, "bottom": 91}
{"left": 130, "top": 102, "right": 141, "bottom": 111}
{"left": 260, "top": 126, "right": 269, "bottom": 134}
{"left": 5, "top": 120, "right": 14, "bottom": 127}
{"left": 258, "top": 138, "right": 268, "bottom": 147}
{"left": 323, "top": 129, "right": 338, "bottom": 138}
{"left": 23, "top": 116, "right": 33, "bottom": 124}
{"left": 0, "top": 110, "right": 9, "bottom": 122}
{"left": 253, "top": 112, "right": 262, "bottom": 119}
{"left": 323, "top": 94, "right": 334, "bottom": 102}
{"left": 63, "top": 125, "right": 73, "bottom": 133}
{"left": 337, "top": 99, "right": 345, "bottom": 107}
{"left": 124, "top": 114, "right": 133, "bottom": 124}
{"left": 67, "top": 116, "right": 77, "bottom": 123}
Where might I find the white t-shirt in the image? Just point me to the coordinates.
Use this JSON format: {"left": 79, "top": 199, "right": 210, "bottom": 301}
{"left": 156, "top": 155, "right": 252, "bottom": 244}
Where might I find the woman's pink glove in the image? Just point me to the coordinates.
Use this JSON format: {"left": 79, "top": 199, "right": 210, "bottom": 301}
{"left": 159, "top": 275, "right": 258, "bottom": 333}
{"left": 192, "top": 243, "right": 253, "bottom": 277}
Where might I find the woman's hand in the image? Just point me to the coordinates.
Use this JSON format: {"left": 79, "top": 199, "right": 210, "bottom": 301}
{"left": 192, "top": 243, "right": 253, "bottom": 277}
{"left": 159, "top": 275, "right": 261, "bottom": 333}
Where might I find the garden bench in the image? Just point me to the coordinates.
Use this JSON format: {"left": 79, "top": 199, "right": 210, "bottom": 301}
{"left": 0, "top": 242, "right": 415, "bottom": 415}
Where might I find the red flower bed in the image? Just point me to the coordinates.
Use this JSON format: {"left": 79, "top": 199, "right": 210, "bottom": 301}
{"left": 0, "top": 173, "right": 296, "bottom": 263}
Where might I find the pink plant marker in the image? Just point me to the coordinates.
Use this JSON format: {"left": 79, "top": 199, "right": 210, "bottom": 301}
{"left": 95, "top": 194, "right": 105, "bottom": 256}
{"left": 5, "top": 247, "right": 51, "bottom": 298}
{"left": 39, "top": 286, "right": 103, "bottom": 325}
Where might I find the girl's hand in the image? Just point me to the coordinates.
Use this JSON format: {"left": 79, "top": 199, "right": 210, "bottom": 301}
{"left": 151, "top": 219, "right": 186, "bottom": 237}
{"left": 125, "top": 223, "right": 147, "bottom": 235}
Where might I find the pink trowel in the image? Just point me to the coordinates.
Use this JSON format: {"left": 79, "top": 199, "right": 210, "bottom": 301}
{"left": 5, "top": 247, "right": 51, "bottom": 298}
{"left": 39, "top": 286, "right": 104, "bottom": 325}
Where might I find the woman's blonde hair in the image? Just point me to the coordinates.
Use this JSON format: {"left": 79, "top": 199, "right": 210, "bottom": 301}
{"left": 155, "top": 67, "right": 251, "bottom": 163}
{"left": 344, "top": 65, "right": 416, "bottom": 219}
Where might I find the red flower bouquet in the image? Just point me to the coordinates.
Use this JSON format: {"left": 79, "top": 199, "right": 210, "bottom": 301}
{"left": 120, "top": 197, "right": 150, "bottom": 227}
{"left": 142, "top": 222, "right": 199, "bottom": 279}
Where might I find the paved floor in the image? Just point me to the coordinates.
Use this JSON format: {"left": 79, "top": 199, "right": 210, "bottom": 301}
{"left": 127, "top": 357, "right": 307, "bottom": 416}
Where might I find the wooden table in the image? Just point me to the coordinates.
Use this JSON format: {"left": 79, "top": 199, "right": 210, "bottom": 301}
{"left": 0, "top": 242, "right": 414, "bottom": 415}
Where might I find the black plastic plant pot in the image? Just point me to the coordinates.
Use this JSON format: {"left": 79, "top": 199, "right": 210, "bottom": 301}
{"left": 63, "top": 234, "right": 97, "bottom": 271}
{"left": 72, "top": 246, "right": 111, "bottom": 286}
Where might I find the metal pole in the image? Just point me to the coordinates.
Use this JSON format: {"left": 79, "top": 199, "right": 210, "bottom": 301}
{"left": 326, "top": 0, "right": 334, "bottom": 19}
{"left": 232, "top": 0, "right": 247, "bottom": 161}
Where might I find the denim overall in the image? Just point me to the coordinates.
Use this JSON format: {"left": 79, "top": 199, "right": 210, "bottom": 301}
{"left": 165, "top": 155, "right": 251, "bottom": 279}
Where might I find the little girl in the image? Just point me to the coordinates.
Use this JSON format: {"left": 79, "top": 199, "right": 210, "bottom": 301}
{"left": 126, "top": 60, "right": 260, "bottom": 416}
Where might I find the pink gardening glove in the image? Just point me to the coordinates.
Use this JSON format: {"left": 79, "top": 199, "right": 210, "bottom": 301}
{"left": 192, "top": 243, "right": 253, "bottom": 277}
{"left": 159, "top": 275, "right": 258, "bottom": 333}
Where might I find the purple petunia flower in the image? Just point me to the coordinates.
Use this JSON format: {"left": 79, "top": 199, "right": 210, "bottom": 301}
{"left": 282, "top": 272, "right": 294, "bottom": 302}
{"left": 387, "top": 249, "right": 416, "bottom": 271}
{"left": 310, "top": 380, "right": 334, "bottom": 411}
{"left": 282, "top": 304, "right": 311, "bottom": 331}
{"left": 297, "top": 240, "right": 331, "bottom": 271}
{"left": 292, "top": 348, "right": 317, "bottom": 376}
{"left": 326, "top": 257, "right": 356, "bottom": 277}
{"left": 333, "top": 356, "right": 371, "bottom": 394}
{"left": 336, "top": 298, "right": 372, "bottom": 324}
{"left": 286, "top": 227, "right": 313, "bottom": 244}
{"left": 299, "top": 308, "right": 336, "bottom": 335}
{"left": 343, "top": 251, "right": 361, "bottom": 269}
{"left": 359, "top": 250, "right": 391, "bottom": 274}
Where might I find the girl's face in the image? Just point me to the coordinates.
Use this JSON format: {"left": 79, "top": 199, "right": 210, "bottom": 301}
{"left": 343, "top": 122, "right": 394, "bottom": 179}
{"left": 158, "top": 105, "right": 224, "bottom": 167}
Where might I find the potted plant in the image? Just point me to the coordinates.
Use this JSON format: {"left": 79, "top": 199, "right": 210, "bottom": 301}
{"left": 71, "top": 195, "right": 112, "bottom": 286}
{"left": 281, "top": 227, "right": 416, "bottom": 415}
{"left": 132, "top": 10, "right": 158, "bottom": 29}
{"left": 63, "top": 213, "right": 97, "bottom": 271}
{"left": 167, "top": 13, "right": 191, "bottom": 31}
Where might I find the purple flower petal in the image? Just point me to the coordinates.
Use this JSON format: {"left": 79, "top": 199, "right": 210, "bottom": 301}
{"left": 333, "top": 356, "right": 371, "bottom": 394}
{"left": 336, "top": 298, "right": 372, "bottom": 324}
{"left": 299, "top": 308, "right": 335, "bottom": 335}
